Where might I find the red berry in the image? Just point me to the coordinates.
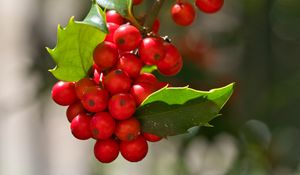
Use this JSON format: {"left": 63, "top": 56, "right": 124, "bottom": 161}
{"left": 120, "top": 135, "right": 148, "bottom": 162}
{"left": 90, "top": 112, "right": 116, "bottom": 140}
{"left": 171, "top": 2, "right": 196, "bottom": 26}
{"left": 66, "top": 102, "right": 85, "bottom": 123}
{"left": 115, "top": 118, "right": 140, "bottom": 141}
{"left": 52, "top": 81, "right": 77, "bottom": 106}
{"left": 143, "top": 133, "right": 162, "bottom": 142}
{"left": 113, "top": 24, "right": 142, "bottom": 51}
{"left": 93, "top": 41, "right": 118, "bottom": 70}
{"left": 117, "top": 53, "right": 143, "bottom": 78}
{"left": 157, "top": 43, "right": 183, "bottom": 76}
{"left": 70, "top": 113, "right": 92, "bottom": 140}
{"left": 152, "top": 19, "right": 160, "bottom": 34}
{"left": 94, "top": 138, "right": 119, "bottom": 163}
{"left": 195, "top": 0, "right": 224, "bottom": 13}
{"left": 103, "top": 69, "right": 132, "bottom": 94}
{"left": 75, "top": 78, "right": 97, "bottom": 99}
{"left": 81, "top": 86, "right": 109, "bottom": 112}
{"left": 106, "top": 10, "right": 125, "bottom": 25}
{"left": 133, "top": 0, "right": 143, "bottom": 5}
{"left": 135, "top": 73, "right": 159, "bottom": 86}
{"left": 139, "top": 37, "right": 166, "bottom": 65}
{"left": 108, "top": 93, "right": 136, "bottom": 120}
{"left": 105, "top": 23, "right": 120, "bottom": 43}
{"left": 131, "top": 83, "right": 156, "bottom": 105}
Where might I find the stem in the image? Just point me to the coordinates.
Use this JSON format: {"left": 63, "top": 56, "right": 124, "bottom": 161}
{"left": 143, "top": 0, "right": 166, "bottom": 33}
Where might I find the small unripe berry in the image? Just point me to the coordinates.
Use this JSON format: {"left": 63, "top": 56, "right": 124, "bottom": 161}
{"left": 90, "top": 112, "right": 116, "bottom": 140}
{"left": 93, "top": 41, "right": 118, "bottom": 70}
{"left": 108, "top": 93, "right": 136, "bottom": 120}
{"left": 157, "top": 43, "right": 183, "bottom": 76}
{"left": 171, "top": 2, "right": 196, "bottom": 26}
{"left": 105, "top": 23, "right": 120, "bottom": 43}
{"left": 139, "top": 37, "right": 166, "bottom": 65}
{"left": 70, "top": 113, "right": 92, "bottom": 140}
{"left": 106, "top": 10, "right": 125, "bottom": 25}
{"left": 103, "top": 69, "right": 132, "bottom": 94}
{"left": 117, "top": 53, "right": 143, "bottom": 78}
{"left": 115, "top": 118, "right": 140, "bottom": 141}
{"left": 66, "top": 102, "right": 85, "bottom": 123}
{"left": 120, "top": 135, "right": 148, "bottom": 162}
{"left": 52, "top": 81, "right": 78, "bottom": 106}
{"left": 75, "top": 78, "right": 97, "bottom": 99}
{"left": 94, "top": 138, "right": 119, "bottom": 163}
{"left": 143, "top": 132, "right": 162, "bottom": 142}
{"left": 195, "top": 0, "right": 224, "bottom": 14}
{"left": 113, "top": 24, "right": 142, "bottom": 51}
{"left": 81, "top": 87, "right": 109, "bottom": 112}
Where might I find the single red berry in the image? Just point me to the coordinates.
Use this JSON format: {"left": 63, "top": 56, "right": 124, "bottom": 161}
{"left": 152, "top": 19, "right": 160, "bottom": 34}
{"left": 115, "top": 118, "right": 140, "bottom": 141}
{"left": 117, "top": 53, "right": 143, "bottom": 78}
{"left": 105, "top": 23, "right": 120, "bottom": 43}
{"left": 108, "top": 93, "right": 136, "bottom": 120}
{"left": 75, "top": 78, "right": 97, "bottom": 99}
{"left": 70, "top": 113, "right": 92, "bottom": 140}
{"left": 66, "top": 101, "right": 85, "bottom": 123}
{"left": 120, "top": 135, "right": 148, "bottom": 162}
{"left": 131, "top": 83, "right": 156, "bottom": 105}
{"left": 157, "top": 43, "right": 183, "bottom": 76}
{"left": 113, "top": 24, "right": 142, "bottom": 51}
{"left": 103, "top": 69, "right": 132, "bottom": 94}
{"left": 93, "top": 41, "right": 118, "bottom": 70}
{"left": 106, "top": 10, "right": 125, "bottom": 25}
{"left": 133, "top": 0, "right": 143, "bottom": 5}
{"left": 171, "top": 2, "right": 196, "bottom": 26}
{"left": 94, "top": 138, "right": 119, "bottom": 163}
{"left": 195, "top": 0, "right": 224, "bottom": 13}
{"left": 90, "top": 112, "right": 116, "bottom": 140}
{"left": 135, "top": 73, "right": 159, "bottom": 86}
{"left": 143, "top": 132, "right": 162, "bottom": 142}
{"left": 51, "top": 81, "right": 77, "bottom": 106}
{"left": 139, "top": 37, "right": 166, "bottom": 65}
{"left": 81, "top": 86, "right": 109, "bottom": 112}
{"left": 158, "top": 82, "right": 169, "bottom": 89}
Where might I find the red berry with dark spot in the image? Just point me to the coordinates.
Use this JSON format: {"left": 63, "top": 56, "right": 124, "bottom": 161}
{"left": 81, "top": 86, "right": 109, "bottom": 112}
{"left": 75, "top": 78, "right": 97, "bottom": 99}
{"left": 106, "top": 10, "right": 125, "bottom": 25}
{"left": 143, "top": 133, "right": 162, "bottom": 142}
{"left": 120, "top": 135, "right": 148, "bottom": 162}
{"left": 133, "top": 0, "right": 143, "bottom": 5}
{"left": 195, "top": 0, "right": 224, "bottom": 14}
{"left": 108, "top": 93, "right": 136, "bottom": 120}
{"left": 66, "top": 102, "right": 85, "bottom": 123}
{"left": 171, "top": 2, "right": 196, "bottom": 26}
{"left": 105, "top": 23, "right": 120, "bottom": 43}
{"left": 131, "top": 83, "right": 156, "bottom": 105}
{"left": 70, "top": 113, "right": 92, "bottom": 140}
{"left": 115, "top": 118, "right": 140, "bottom": 141}
{"left": 103, "top": 69, "right": 132, "bottom": 94}
{"left": 90, "top": 112, "right": 116, "bottom": 140}
{"left": 157, "top": 43, "right": 183, "bottom": 76}
{"left": 113, "top": 24, "right": 142, "bottom": 51}
{"left": 52, "top": 81, "right": 78, "bottom": 106}
{"left": 117, "top": 53, "right": 143, "bottom": 78}
{"left": 93, "top": 41, "right": 118, "bottom": 70}
{"left": 94, "top": 138, "right": 119, "bottom": 163}
{"left": 139, "top": 37, "right": 166, "bottom": 65}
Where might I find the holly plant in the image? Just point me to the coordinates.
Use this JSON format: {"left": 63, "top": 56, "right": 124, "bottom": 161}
{"left": 47, "top": 0, "right": 231, "bottom": 163}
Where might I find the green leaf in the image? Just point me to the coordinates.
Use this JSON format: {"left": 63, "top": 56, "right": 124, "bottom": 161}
{"left": 136, "top": 83, "right": 235, "bottom": 137}
{"left": 96, "top": 0, "right": 132, "bottom": 17}
{"left": 47, "top": 2, "right": 107, "bottom": 82}
{"left": 141, "top": 65, "right": 157, "bottom": 73}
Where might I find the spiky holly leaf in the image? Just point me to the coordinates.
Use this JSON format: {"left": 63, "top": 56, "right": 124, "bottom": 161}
{"left": 47, "top": 1, "right": 106, "bottom": 82}
{"left": 136, "top": 83, "right": 234, "bottom": 137}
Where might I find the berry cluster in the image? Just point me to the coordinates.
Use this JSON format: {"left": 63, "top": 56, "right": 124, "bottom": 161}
{"left": 51, "top": 10, "right": 183, "bottom": 163}
{"left": 171, "top": 0, "right": 224, "bottom": 26}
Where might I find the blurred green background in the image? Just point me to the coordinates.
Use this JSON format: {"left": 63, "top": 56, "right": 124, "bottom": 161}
{"left": 1, "top": 0, "right": 300, "bottom": 175}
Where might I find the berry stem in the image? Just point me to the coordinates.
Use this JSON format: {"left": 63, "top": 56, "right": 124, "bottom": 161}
{"left": 143, "top": 0, "right": 166, "bottom": 33}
